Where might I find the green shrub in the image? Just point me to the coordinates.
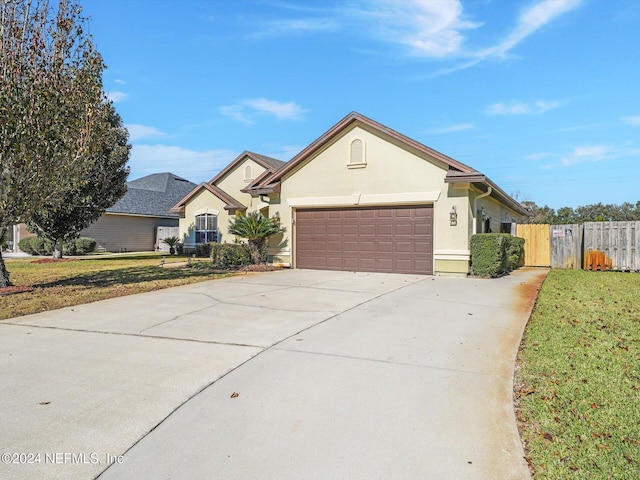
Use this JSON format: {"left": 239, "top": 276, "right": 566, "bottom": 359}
{"left": 210, "top": 242, "right": 251, "bottom": 268}
{"left": 194, "top": 243, "right": 212, "bottom": 258}
{"left": 74, "top": 237, "right": 96, "bottom": 255}
{"left": 18, "top": 237, "right": 36, "bottom": 254}
{"left": 470, "top": 233, "right": 524, "bottom": 277}
{"left": 506, "top": 236, "right": 525, "bottom": 270}
{"left": 30, "top": 237, "right": 54, "bottom": 256}
{"left": 63, "top": 241, "right": 77, "bottom": 256}
{"left": 17, "top": 236, "right": 96, "bottom": 256}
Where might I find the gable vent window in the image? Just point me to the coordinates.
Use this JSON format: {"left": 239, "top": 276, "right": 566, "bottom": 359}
{"left": 195, "top": 213, "right": 218, "bottom": 243}
{"left": 348, "top": 139, "right": 366, "bottom": 169}
{"left": 244, "top": 165, "right": 253, "bottom": 182}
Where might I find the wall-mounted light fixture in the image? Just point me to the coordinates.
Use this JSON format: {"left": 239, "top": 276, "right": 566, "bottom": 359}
{"left": 449, "top": 205, "right": 457, "bottom": 226}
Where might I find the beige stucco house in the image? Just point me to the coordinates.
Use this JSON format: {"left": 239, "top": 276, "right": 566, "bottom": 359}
{"left": 171, "top": 152, "right": 286, "bottom": 248}
{"left": 173, "top": 113, "right": 530, "bottom": 275}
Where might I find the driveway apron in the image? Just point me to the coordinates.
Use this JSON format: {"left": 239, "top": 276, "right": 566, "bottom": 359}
{"left": 0, "top": 268, "right": 546, "bottom": 480}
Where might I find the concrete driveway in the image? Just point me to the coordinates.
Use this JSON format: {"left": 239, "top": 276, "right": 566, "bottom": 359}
{"left": 0, "top": 268, "right": 547, "bottom": 480}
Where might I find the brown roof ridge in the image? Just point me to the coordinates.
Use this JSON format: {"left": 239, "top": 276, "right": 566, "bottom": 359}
{"left": 253, "top": 112, "right": 476, "bottom": 189}
{"left": 170, "top": 182, "right": 247, "bottom": 213}
{"left": 209, "top": 151, "right": 285, "bottom": 185}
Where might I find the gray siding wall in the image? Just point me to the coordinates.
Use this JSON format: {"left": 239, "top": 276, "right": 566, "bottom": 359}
{"left": 81, "top": 214, "right": 178, "bottom": 252}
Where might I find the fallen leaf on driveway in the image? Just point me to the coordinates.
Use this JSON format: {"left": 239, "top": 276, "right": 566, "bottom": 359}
{"left": 230, "top": 392, "right": 239, "bottom": 398}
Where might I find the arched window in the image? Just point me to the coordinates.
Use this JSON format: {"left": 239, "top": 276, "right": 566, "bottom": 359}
{"left": 244, "top": 164, "right": 253, "bottom": 181}
{"left": 350, "top": 139, "right": 363, "bottom": 163}
{"left": 348, "top": 139, "right": 366, "bottom": 168}
{"left": 195, "top": 213, "right": 218, "bottom": 243}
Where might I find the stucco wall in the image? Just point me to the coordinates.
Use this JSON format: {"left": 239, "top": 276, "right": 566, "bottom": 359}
{"left": 179, "top": 188, "right": 235, "bottom": 246}
{"left": 470, "top": 188, "right": 524, "bottom": 234}
{"left": 214, "top": 158, "right": 266, "bottom": 210}
{"left": 81, "top": 214, "right": 177, "bottom": 252}
{"left": 268, "top": 125, "right": 472, "bottom": 273}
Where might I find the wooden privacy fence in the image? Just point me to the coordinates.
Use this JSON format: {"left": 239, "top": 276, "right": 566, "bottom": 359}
{"left": 156, "top": 226, "right": 179, "bottom": 252}
{"left": 584, "top": 221, "right": 640, "bottom": 271}
{"left": 516, "top": 224, "right": 550, "bottom": 267}
{"left": 515, "top": 221, "right": 640, "bottom": 271}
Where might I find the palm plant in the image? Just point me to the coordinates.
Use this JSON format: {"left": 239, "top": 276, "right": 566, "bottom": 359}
{"left": 228, "top": 211, "right": 285, "bottom": 264}
{"left": 162, "top": 235, "right": 180, "bottom": 255}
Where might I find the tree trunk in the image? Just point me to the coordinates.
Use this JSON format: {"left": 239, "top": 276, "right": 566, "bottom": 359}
{"left": 248, "top": 240, "right": 264, "bottom": 264}
{"left": 52, "top": 239, "right": 63, "bottom": 259}
{"left": 0, "top": 250, "right": 12, "bottom": 288}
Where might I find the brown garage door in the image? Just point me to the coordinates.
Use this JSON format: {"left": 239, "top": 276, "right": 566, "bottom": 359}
{"left": 295, "top": 205, "right": 433, "bottom": 275}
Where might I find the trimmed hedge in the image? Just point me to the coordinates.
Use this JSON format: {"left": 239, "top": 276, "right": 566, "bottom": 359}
{"left": 506, "top": 236, "right": 525, "bottom": 270}
{"left": 17, "top": 236, "right": 96, "bottom": 256}
{"left": 470, "top": 233, "right": 524, "bottom": 277}
{"left": 210, "top": 243, "right": 251, "bottom": 268}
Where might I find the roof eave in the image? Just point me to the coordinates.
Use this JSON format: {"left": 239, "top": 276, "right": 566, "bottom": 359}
{"left": 445, "top": 171, "right": 531, "bottom": 217}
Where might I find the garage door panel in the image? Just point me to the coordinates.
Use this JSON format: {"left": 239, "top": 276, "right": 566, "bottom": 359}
{"left": 360, "top": 224, "right": 376, "bottom": 235}
{"left": 296, "top": 205, "right": 433, "bottom": 275}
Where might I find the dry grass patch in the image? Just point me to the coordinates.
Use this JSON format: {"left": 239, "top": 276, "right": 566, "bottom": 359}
{"left": 1, "top": 254, "right": 233, "bottom": 320}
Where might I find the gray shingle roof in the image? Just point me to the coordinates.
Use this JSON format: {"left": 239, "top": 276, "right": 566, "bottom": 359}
{"left": 249, "top": 152, "right": 287, "bottom": 170}
{"left": 107, "top": 172, "right": 197, "bottom": 218}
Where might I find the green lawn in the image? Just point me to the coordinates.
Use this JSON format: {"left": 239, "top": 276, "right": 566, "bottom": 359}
{"left": 0, "top": 254, "right": 233, "bottom": 320}
{"left": 515, "top": 269, "right": 640, "bottom": 478}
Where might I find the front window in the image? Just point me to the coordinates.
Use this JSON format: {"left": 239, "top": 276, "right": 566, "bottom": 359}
{"left": 195, "top": 213, "right": 218, "bottom": 243}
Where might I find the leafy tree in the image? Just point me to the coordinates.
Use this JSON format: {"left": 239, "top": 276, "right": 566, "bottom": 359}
{"left": 228, "top": 211, "right": 285, "bottom": 264}
{"left": 27, "top": 104, "right": 130, "bottom": 258}
{"left": 555, "top": 206, "right": 577, "bottom": 224}
{"left": 521, "top": 201, "right": 556, "bottom": 224}
{"left": 0, "top": 0, "right": 107, "bottom": 285}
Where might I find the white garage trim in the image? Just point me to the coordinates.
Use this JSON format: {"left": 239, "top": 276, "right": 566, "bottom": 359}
{"left": 287, "top": 191, "right": 441, "bottom": 208}
{"left": 434, "top": 249, "right": 471, "bottom": 261}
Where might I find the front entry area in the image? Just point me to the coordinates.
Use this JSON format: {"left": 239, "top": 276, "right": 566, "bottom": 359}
{"left": 295, "top": 205, "right": 434, "bottom": 275}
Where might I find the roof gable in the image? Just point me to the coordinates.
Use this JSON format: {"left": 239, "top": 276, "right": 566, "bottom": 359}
{"left": 170, "top": 183, "right": 247, "bottom": 214}
{"left": 209, "top": 151, "right": 285, "bottom": 186}
{"left": 248, "top": 112, "right": 530, "bottom": 217}
{"left": 255, "top": 112, "right": 475, "bottom": 188}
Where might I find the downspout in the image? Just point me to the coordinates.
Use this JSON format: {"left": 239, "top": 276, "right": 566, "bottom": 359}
{"left": 473, "top": 186, "right": 492, "bottom": 234}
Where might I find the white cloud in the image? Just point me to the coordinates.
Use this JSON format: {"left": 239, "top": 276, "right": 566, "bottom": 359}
{"left": 244, "top": 98, "right": 307, "bottom": 120}
{"left": 559, "top": 143, "right": 640, "bottom": 166}
{"left": 129, "top": 144, "right": 238, "bottom": 182}
{"left": 219, "top": 105, "right": 253, "bottom": 124}
{"left": 560, "top": 145, "right": 612, "bottom": 166}
{"left": 429, "top": 0, "right": 583, "bottom": 75}
{"left": 427, "top": 123, "right": 474, "bottom": 134}
{"left": 356, "top": 0, "right": 480, "bottom": 57}
{"left": 623, "top": 116, "right": 640, "bottom": 126}
{"left": 478, "top": 0, "right": 582, "bottom": 59}
{"left": 107, "top": 91, "right": 128, "bottom": 103}
{"left": 486, "top": 99, "right": 562, "bottom": 115}
{"left": 221, "top": 98, "right": 307, "bottom": 123}
{"left": 126, "top": 124, "right": 169, "bottom": 142}
{"left": 114, "top": 79, "right": 126, "bottom": 85}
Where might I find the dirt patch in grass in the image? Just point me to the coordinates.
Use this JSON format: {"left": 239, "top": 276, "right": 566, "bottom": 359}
{"left": 0, "top": 286, "right": 35, "bottom": 296}
{"left": 30, "top": 258, "right": 76, "bottom": 264}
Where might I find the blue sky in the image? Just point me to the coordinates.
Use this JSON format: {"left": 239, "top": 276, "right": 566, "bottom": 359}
{"left": 82, "top": 0, "right": 640, "bottom": 209}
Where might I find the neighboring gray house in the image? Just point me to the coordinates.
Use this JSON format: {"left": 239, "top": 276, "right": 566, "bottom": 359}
{"left": 81, "top": 172, "right": 197, "bottom": 252}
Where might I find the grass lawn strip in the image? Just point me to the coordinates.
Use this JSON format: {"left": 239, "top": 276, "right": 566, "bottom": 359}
{"left": 0, "top": 254, "right": 233, "bottom": 320}
{"left": 515, "top": 269, "right": 640, "bottom": 478}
